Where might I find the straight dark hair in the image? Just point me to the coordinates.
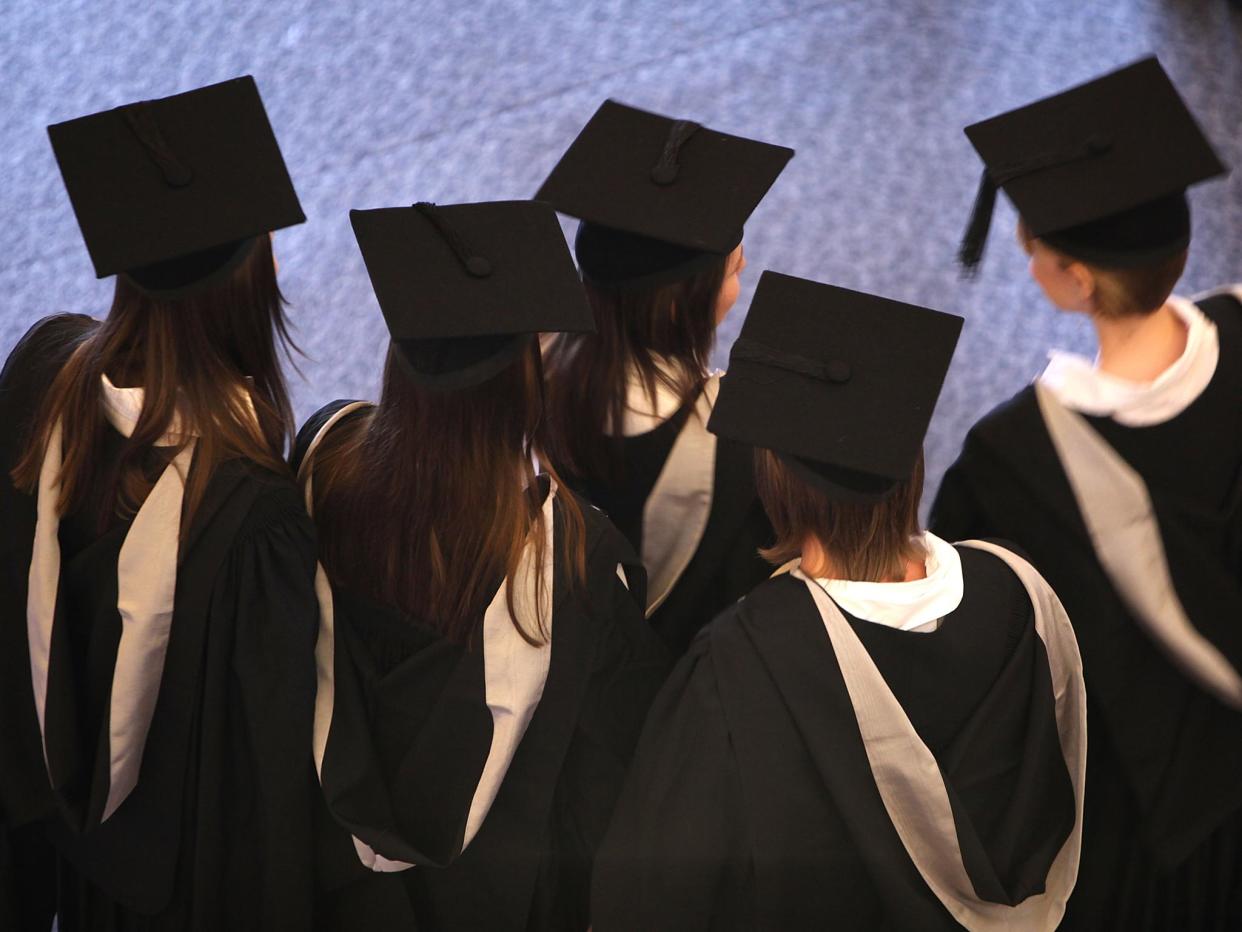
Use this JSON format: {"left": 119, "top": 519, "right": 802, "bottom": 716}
{"left": 13, "top": 236, "right": 297, "bottom": 534}
{"left": 307, "top": 341, "right": 586, "bottom": 646}
{"left": 543, "top": 258, "right": 727, "bottom": 479}
{"left": 754, "top": 449, "right": 926, "bottom": 582}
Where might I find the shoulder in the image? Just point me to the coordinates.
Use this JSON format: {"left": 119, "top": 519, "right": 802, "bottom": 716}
{"left": 220, "top": 461, "right": 316, "bottom": 549}
{"left": 697, "top": 572, "right": 811, "bottom": 647}
{"left": 1, "top": 313, "right": 97, "bottom": 392}
{"left": 956, "top": 540, "right": 1035, "bottom": 593}
{"left": 558, "top": 482, "right": 632, "bottom": 556}
{"left": 1193, "top": 286, "right": 1242, "bottom": 366}
{"left": 963, "top": 384, "right": 1042, "bottom": 450}
{"left": 940, "top": 386, "right": 1049, "bottom": 493}
{"left": 6, "top": 313, "right": 97, "bottom": 362}
{"left": 955, "top": 541, "right": 1043, "bottom": 616}
{"left": 1191, "top": 284, "right": 1242, "bottom": 322}
{"left": 557, "top": 482, "right": 647, "bottom": 596}
{"left": 734, "top": 571, "right": 809, "bottom": 614}
{"left": 950, "top": 542, "right": 1042, "bottom": 659}
{"left": 290, "top": 399, "right": 372, "bottom": 474}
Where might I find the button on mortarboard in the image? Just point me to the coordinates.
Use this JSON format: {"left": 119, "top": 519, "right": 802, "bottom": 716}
{"left": 709, "top": 272, "right": 962, "bottom": 503}
{"left": 48, "top": 76, "right": 305, "bottom": 285}
{"left": 535, "top": 100, "right": 793, "bottom": 286}
{"left": 350, "top": 200, "right": 595, "bottom": 390}
{"left": 958, "top": 56, "right": 1228, "bottom": 271}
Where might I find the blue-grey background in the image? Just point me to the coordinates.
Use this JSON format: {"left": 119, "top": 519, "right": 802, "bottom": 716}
{"left": 4, "top": 0, "right": 1241, "bottom": 503}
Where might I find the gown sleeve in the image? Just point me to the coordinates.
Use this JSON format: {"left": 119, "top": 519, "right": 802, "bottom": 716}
{"left": 542, "top": 537, "right": 670, "bottom": 929}
{"left": 590, "top": 632, "right": 750, "bottom": 932}
{"left": 0, "top": 314, "right": 96, "bottom": 932}
{"left": 210, "top": 484, "right": 320, "bottom": 931}
{"left": 289, "top": 399, "right": 367, "bottom": 475}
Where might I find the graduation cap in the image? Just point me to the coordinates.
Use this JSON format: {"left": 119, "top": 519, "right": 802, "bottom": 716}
{"left": 959, "top": 56, "right": 1228, "bottom": 272}
{"left": 350, "top": 200, "right": 595, "bottom": 390}
{"left": 47, "top": 75, "right": 305, "bottom": 295}
{"left": 708, "top": 271, "right": 963, "bottom": 502}
{"left": 534, "top": 100, "right": 794, "bottom": 287}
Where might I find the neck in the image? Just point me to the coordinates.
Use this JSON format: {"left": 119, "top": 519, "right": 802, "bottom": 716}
{"left": 1092, "top": 301, "right": 1188, "bottom": 382}
{"left": 800, "top": 535, "right": 927, "bottom": 583}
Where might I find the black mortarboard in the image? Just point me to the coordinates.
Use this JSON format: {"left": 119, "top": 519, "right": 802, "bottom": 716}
{"left": 708, "top": 271, "right": 963, "bottom": 503}
{"left": 350, "top": 200, "right": 595, "bottom": 390}
{"left": 534, "top": 100, "right": 794, "bottom": 287}
{"left": 959, "top": 56, "right": 1228, "bottom": 271}
{"left": 48, "top": 76, "right": 305, "bottom": 294}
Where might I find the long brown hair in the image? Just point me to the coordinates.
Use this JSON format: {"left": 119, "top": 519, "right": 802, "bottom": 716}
{"left": 12, "top": 236, "right": 296, "bottom": 534}
{"left": 543, "top": 258, "right": 727, "bottom": 478}
{"left": 307, "top": 340, "right": 585, "bottom": 646}
{"left": 754, "top": 448, "right": 925, "bottom": 582}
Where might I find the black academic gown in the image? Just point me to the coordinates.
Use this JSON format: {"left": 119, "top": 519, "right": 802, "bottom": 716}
{"left": 293, "top": 402, "right": 670, "bottom": 932}
{"left": 931, "top": 292, "right": 1242, "bottom": 930}
{"left": 592, "top": 545, "right": 1076, "bottom": 931}
{"left": 564, "top": 389, "right": 774, "bottom": 656}
{"left": 0, "top": 315, "right": 320, "bottom": 931}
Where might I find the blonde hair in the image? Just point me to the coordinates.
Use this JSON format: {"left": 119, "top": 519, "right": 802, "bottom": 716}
{"left": 754, "top": 449, "right": 925, "bottom": 583}
{"left": 1017, "top": 218, "right": 1187, "bottom": 319}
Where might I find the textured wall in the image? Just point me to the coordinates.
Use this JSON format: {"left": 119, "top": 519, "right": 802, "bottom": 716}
{"left": 4, "top": 0, "right": 1240, "bottom": 502}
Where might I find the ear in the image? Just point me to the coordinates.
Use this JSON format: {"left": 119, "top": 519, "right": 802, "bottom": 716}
{"left": 1063, "top": 258, "right": 1097, "bottom": 307}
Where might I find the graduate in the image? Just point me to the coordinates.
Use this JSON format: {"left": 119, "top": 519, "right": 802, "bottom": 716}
{"left": 536, "top": 101, "right": 793, "bottom": 654}
{"left": 931, "top": 57, "right": 1242, "bottom": 929}
{"left": 592, "top": 271, "right": 1086, "bottom": 931}
{"left": 0, "top": 78, "right": 318, "bottom": 930}
{"left": 292, "top": 200, "right": 669, "bottom": 930}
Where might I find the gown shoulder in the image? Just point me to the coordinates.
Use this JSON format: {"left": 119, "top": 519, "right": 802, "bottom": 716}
{"left": 290, "top": 399, "right": 371, "bottom": 475}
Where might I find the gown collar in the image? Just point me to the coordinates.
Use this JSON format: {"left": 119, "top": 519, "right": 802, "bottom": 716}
{"left": 807, "top": 532, "right": 963, "bottom": 634}
{"left": 1038, "top": 295, "right": 1218, "bottom": 427}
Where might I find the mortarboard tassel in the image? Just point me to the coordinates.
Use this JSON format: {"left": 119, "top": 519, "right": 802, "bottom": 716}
{"left": 957, "top": 168, "right": 998, "bottom": 275}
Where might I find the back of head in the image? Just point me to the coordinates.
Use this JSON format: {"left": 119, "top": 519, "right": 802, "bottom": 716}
{"left": 544, "top": 256, "right": 726, "bottom": 479}
{"left": 315, "top": 200, "right": 595, "bottom": 645}
{"left": 535, "top": 100, "right": 794, "bottom": 480}
{"left": 1017, "top": 215, "right": 1189, "bottom": 318}
{"left": 311, "top": 341, "right": 584, "bottom": 645}
{"left": 22, "top": 75, "right": 305, "bottom": 531}
{"left": 958, "top": 56, "right": 1226, "bottom": 275}
{"left": 755, "top": 447, "right": 925, "bottom": 582}
{"left": 14, "top": 235, "right": 296, "bottom": 533}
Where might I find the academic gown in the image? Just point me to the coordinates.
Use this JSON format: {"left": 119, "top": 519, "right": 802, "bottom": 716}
{"left": 564, "top": 382, "right": 774, "bottom": 656}
{"left": 292, "top": 401, "right": 670, "bottom": 932}
{"left": 592, "top": 544, "right": 1080, "bottom": 931}
{"left": 930, "top": 291, "right": 1242, "bottom": 929}
{"left": 0, "top": 314, "right": 320, "bottom": 931}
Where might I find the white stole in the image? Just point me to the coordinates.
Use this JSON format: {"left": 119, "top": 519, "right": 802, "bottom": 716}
{"left": 793, "top": 540, "right": 1086, "bottom": 929}
{"left": 27, "top": 375, "right": 198, "bottom": 821}
{"left": 298, "top": 404, "right": 556, "bottom": 872}
{"left": 1034, "top": 381, "right": 1242, "bottom": 709}
{"left": 640, "top": 374, "right": 720, "bottom": 615}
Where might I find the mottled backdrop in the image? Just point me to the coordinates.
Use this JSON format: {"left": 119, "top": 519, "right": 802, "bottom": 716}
{"left": 4, "top": 0, "right": 1240, "bottom": 503}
